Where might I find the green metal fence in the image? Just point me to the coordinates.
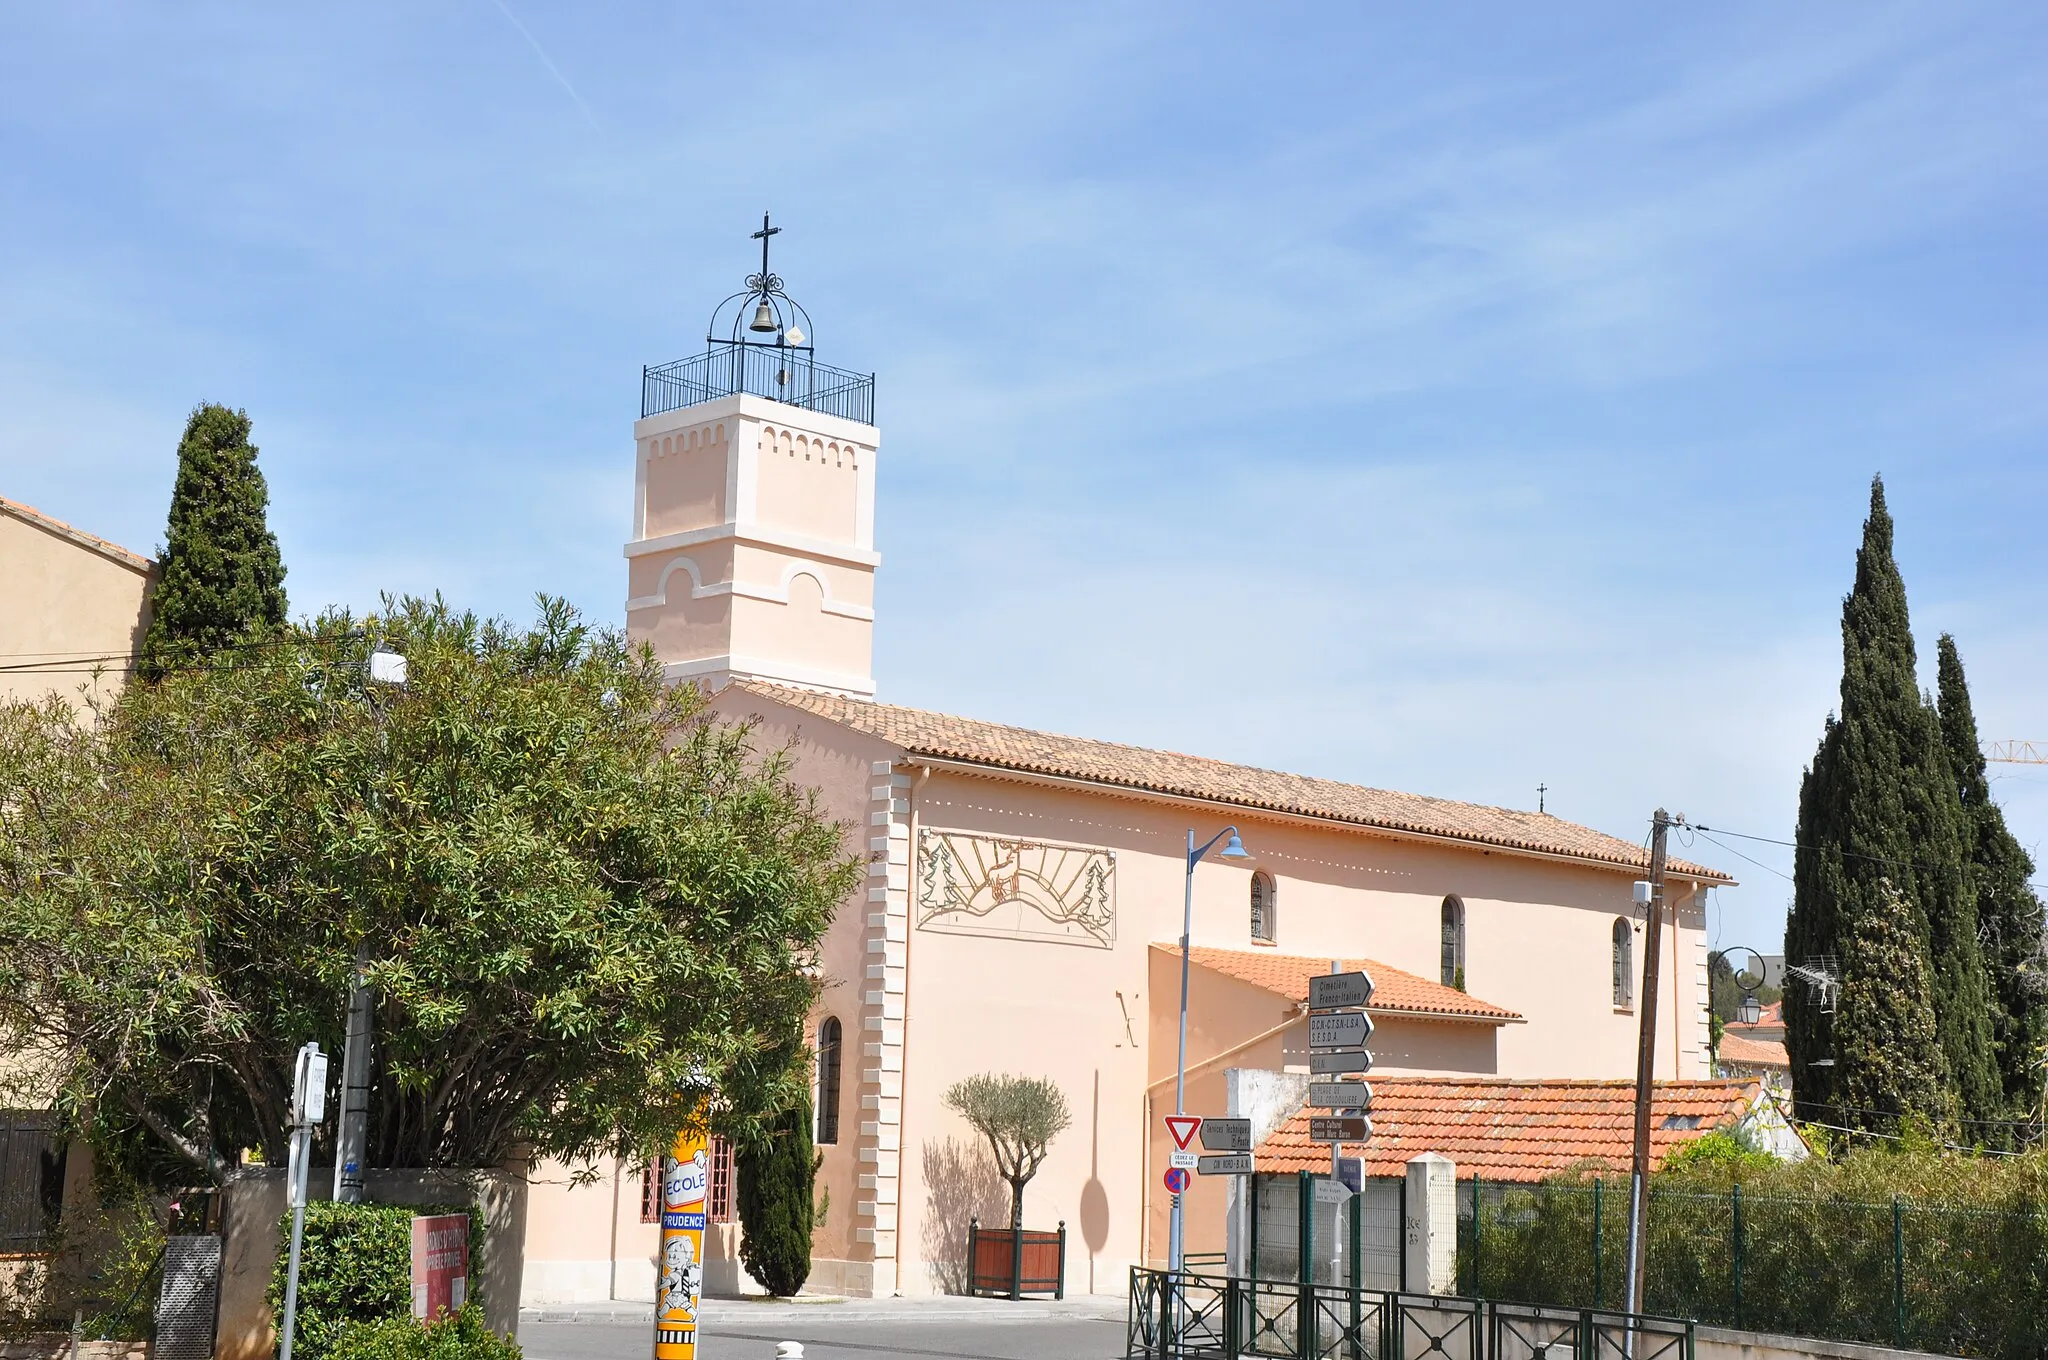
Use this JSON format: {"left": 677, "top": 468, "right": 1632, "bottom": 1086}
{"left": 1456, "top": 1178, "right": 2048, "bottom": 1360}
{"left": 1126, "top": 1266, "right": 1695, "bottom": 1360}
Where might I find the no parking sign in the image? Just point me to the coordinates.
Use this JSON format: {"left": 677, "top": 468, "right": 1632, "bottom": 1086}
{"left": 1163, "top": 1167, "right": 1191, "bottom": 1194}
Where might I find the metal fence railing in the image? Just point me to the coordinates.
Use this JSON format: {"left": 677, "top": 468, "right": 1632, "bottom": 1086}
{"left": 1125, "top": 1266, "right": 1694, "bottom": 1360}
{"left": 641, "top": 345, "right": 875, "bottom": 423}
{"left": 1456, "top": 1177, "right": 2048, "bottom": 1360}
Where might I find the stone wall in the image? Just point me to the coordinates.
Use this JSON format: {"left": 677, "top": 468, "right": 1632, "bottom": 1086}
{"left": 216, "top": 1167, "right": 527, "bottom": 1360}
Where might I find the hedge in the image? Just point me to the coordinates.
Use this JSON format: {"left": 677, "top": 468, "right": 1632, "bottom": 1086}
{"left": 1459, "top": 1140, "right": 2048, "bottom": 1360}
{"left": 329, "top": 1306, "right": 519, "bottom": 1360}
{"left": 268, "top": 1202, "right": 482, "bottom": 1360}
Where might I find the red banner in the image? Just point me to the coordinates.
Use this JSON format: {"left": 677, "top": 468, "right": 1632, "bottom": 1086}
{"left": 410, "top": 1214, "right": 470, "bottom": 1321}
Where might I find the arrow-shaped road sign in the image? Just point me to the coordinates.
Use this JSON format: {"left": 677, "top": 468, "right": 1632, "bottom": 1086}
{"left": 1165, "top": 1115, "right": 1202, "bottom": 1151}
{"left": 1308, "top": 971, "right": 1376, "bottom": 1011}
{"left": 1198, "top": 1117, "right": 1252, "bottom": 1152}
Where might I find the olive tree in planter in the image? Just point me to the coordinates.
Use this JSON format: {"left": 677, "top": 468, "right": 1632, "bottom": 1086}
{"left": 943, "top": 1074, "right": 1071, "bottom": 1230}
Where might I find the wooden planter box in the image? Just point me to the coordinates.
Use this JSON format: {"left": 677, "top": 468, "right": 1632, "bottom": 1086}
{"left": 966, "top": 1218, "right": 1065, "bottom": 1300}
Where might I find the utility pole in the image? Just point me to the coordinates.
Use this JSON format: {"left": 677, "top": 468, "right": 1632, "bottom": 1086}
{"left": 334, "top": 645, "right": 406, "bottom": 1202}
{"left": 1623, "top": 808, "right": 1672, "bottom": 1318}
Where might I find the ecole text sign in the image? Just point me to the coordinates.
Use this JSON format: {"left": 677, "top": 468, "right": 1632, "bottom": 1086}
{"left": 410, "top": 1214, "right": 470, "bottom": 1322}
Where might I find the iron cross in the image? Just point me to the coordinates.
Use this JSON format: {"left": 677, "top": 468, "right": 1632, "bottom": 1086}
{"left": 752, "top": 212, "right": 781, "bottom": 277}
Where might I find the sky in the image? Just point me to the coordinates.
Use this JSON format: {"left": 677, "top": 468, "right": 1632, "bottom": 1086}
{"left": 4, "top": 3, "right": 2047, "bottom": 956}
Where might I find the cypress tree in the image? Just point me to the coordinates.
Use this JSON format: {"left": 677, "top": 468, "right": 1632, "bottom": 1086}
{"left": 1936, "top": 634, "right": 2048, "bottom": 1130}
{"left": 139, "top": 403, "right": 287, "bottom": 678}
{"left": 736, "top": 1098, "right": 814, "bottom": 1297}
{"left": 1786, "top": 477, "right": 1999, "bottom": 1128}
{"left": 1837, "top": 881, "right": 1955, "bottom": 1133}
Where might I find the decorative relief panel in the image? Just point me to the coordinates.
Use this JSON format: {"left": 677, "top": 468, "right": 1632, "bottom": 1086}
{"left": 915, "top": 829, "right": 1115, "bottom": 948}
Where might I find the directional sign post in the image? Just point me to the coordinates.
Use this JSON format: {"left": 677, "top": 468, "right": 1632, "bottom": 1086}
{"left": 1309, "top": 1081, "right": 1373, "bottom": 1111}
{"left": 1307, "top": 963, "right": 1376, "bottom": 1187}
{"left": 1309, "top": 972, "right": 1375, "bottom": 1010}
{"left": 1308, "top": 1115, "right": 1373, "bottom": 1143}
{"left": 1307, "top": 1011, "right": 1374, "bottom": 1049}
{"left": 1309, "top": 1050, "right": 1375, "bottom": 1075}
{"left": 1198, "top": 1118, "right": 1252, "bottom": 1153}
{"left": 1198, "top": 1153, "right": 1255, "bottom": 1176}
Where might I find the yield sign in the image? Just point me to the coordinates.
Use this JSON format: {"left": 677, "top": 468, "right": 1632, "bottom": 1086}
{"left": 1165, "top": 1115, "right": 1202, "bottom": 1151}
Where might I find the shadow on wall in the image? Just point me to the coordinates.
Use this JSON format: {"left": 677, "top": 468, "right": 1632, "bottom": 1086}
{"left": 919, "top": 1137, "right": 1007, "bottom": 1295}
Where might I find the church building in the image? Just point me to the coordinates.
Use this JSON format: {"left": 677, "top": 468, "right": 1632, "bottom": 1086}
{"left": 517, "top": 231, "right": 1733, "bottom": 1302}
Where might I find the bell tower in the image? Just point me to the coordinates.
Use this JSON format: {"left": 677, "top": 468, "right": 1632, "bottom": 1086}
{"left": 625, "top": 216, "right": 880, "bottom": 696}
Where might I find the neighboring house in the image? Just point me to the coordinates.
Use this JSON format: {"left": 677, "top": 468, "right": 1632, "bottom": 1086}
{"left": 0, "top": 495, "right": 155, "bottom": 712}
{"left": 1718, "top": 1002, "right": 1789, "bottom": 1086}
{"left": 1241, "top": 1077, "right": 1803, "bottom": 1286}
{"left": 0, "top": 496, "right": 155, "bottom": 1263}
{"left": 514, "top": 270, "right": 1739, "bottom": 1302}
{"left": 1254, "top": 1076, "right": 1804, "bottom": 1184}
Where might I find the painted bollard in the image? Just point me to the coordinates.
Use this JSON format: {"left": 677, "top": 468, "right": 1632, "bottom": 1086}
{"left": 654, "top": 1125, "right": 710, "bottom": 1360}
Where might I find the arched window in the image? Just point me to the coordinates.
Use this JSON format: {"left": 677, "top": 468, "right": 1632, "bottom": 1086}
{"left": 1250, "top": 871, "right": 1277, "bottom": 943}
{"left": 1613, "top": 918, "right": 1634, "bottom": 1007}
{"left": 1440, "top": 897, "right": 1465, "bottom": 991}
{"left": 815, "top": 1016, "right": 842, "bottom": 1145}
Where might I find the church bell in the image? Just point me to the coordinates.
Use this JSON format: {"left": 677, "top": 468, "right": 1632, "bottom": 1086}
{"left": 748, "top": 299, "right": 778, "bottom": 333}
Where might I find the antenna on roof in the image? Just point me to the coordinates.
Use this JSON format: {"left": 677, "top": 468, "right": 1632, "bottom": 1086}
{"left": 1784, "top": 956, "right": 1840, "bottom": 1014}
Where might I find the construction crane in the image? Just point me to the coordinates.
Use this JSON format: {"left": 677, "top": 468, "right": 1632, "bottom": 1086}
{"left": 1985, "top": 741, "right": 2048, "bottom": 765}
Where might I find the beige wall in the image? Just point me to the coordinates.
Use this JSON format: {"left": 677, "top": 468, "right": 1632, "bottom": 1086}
{"left": 0, "top": 503, "right": 154, "bottom": 712}
{"left": 686, "top": 692, "right": 1718, "bottom": 1298}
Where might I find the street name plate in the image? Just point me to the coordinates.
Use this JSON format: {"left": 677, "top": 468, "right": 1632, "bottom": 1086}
{"left": 1308, "top": 972, "right": 1375, "bottom": 1011}
{"left": 1198, "top": 1117, "right": 1252, "bottom": 1152}
{"left": 1308, "top": 1115, "right": 1373, "bottom": 1143}
{"left": 1198, "top": 1153, "right": 1255, "bottom": 1176}
{"left": 1309, "top": 1049, "right": 1374, "bottom": 1075}
{"left": 1169, "top": 1150, "right": 1199, "bottom": 1170}
{"left": 1307, "top": 1011, "right": 1373, "bottom": 1049}
{"left": 1309, "top": 1081, "right": 1373, "bottom": 1110}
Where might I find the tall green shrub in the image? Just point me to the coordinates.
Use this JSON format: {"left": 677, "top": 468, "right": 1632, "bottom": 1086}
{"left": 1787, "top": 477, "right": 1999, "bottom": 1131}
{"left": 268, "top": 1202, "right": 477, "bottom": 1360}
{"left": 329, "top": 1306, "right": 519, "bottom": 1360}
{"left": 1936, "top": 634, "right": 2048, "bottom": 1130}
{"left": 737, "top": 1098, "right": 814, "bottom": 1297}
{"left": 139, "top": 402, "right": 287, "bottom": 678}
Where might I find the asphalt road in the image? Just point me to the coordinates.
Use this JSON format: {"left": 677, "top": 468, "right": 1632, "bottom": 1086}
{"left": 521, "top": 1303, "right": 1126, "bottom": 1360}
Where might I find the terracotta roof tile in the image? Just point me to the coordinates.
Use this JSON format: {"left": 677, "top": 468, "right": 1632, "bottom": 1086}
{"left": 1715, "top": 1033, "right": 1789, "bottom": 1069}
{"left": 1257, "top": 1077, "right": 1761, "bottom": 1181}
{"left": 0, "top": 495, "right": 153, "bottom": 573}
{"left": 1161, "top": 945, "right": 1521, "bottom": 1024}
{"left": 729, "top": 683, "right": 1731, "bottom": 882}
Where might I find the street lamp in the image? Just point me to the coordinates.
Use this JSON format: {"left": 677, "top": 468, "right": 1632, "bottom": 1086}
{"left": 1170, "top": 825, "right": 1252, "bottom": 1275}
{"left": 334, "top": 644, "right": 406, "bottom": 1203}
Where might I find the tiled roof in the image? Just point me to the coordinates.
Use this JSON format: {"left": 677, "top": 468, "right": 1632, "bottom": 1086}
{"left": 0, "top": 495, "right": 153, "bottom": 573}
{"left": 729, "top": 683, "right": 1731, "bottom": 882}
{"left": 1256, "top": 1078, "right": 1762, "bottom": 1181}
{"left": 1716, "top": 1033, "right": 1789, "bottom": 1070}
{"left": 1162, "top": 945, "right": 1521, "bottom": 1024}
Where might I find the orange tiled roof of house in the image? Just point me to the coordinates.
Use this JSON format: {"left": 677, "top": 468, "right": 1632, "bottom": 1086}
{"left": 1256, "top": 1077, "right": 1762, "bottom": 1181}
{"left": 1716, "top": 1032, "right": 1788, "bottom": 1070}
{"left": 0, "top": 495, "right": 153, "bottom": 572}
{"left": 1161, "top": 945, "right": 1522, "bottom": 1025}
{"left": 730, "top": 683, "right": 1732, "bottom": 882}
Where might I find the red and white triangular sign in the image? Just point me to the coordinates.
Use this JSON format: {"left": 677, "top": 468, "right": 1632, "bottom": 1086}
{"left": 1165, "top": 1115, "right": 1202, "bottom": 1151}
